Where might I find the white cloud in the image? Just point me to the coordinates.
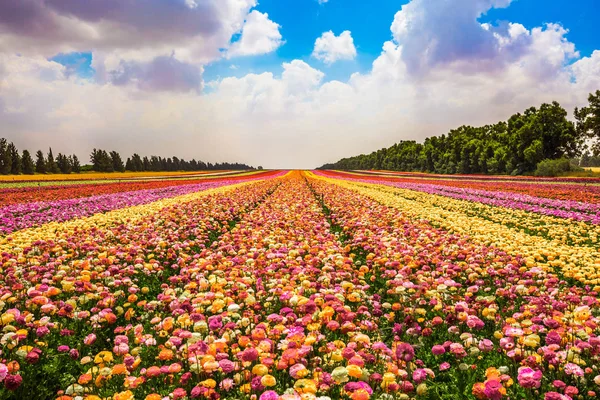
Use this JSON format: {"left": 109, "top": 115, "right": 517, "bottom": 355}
{"left": 227, "top": 11, "right": 284, "bottom": 57}
{"left": 0, "top": 1, "right": 285, "bottom": 92}
{"left": 312, "top": 31, "right": 357, "bottom": 64}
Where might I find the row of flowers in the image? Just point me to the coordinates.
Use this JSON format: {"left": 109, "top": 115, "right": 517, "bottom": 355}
{"left": 309, "top": 172, "right": 600, "bottom": 399}
{"left": 0, "top": 171, "right": 282, "bottom": 235}
{"left": 318, "top": 171, "right": 600, "bottom": 223}
{"left": 0, "top": 170, "right": 276, "bottom": 207}
{"left": 0, "top": 175, "right": 284, "bottom": 399}
{"left": 313, "top": 172, "right": 600, "bottom": 287}
{"left": 325, "top": 170, "right": 600, "bottom": 205}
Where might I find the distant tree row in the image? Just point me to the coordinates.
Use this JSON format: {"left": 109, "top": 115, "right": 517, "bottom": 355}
{"left": 91, "top": 148, "right": 253, "bottom": 173}
{"left": 0, "top": 139, "right": 80, "bottom": 175}
{"left": 0, "top": 140, "right": 253, "bottom": 175}
{"left": 320, "top": 91, "right": 600, "bottom": 175}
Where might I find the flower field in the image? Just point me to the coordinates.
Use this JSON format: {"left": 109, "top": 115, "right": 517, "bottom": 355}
{"left": 0, "top": 170, "right": 599, "bottom": 400}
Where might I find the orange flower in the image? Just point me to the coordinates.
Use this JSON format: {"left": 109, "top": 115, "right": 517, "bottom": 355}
{"left": 168, "top": 363, "right": 182, "bottom": 374}
{"left": 350, "top": 389, "right": 371, "bottom": 400}
{"left": 7, "top": 361, "right": 19, "bottom": 373}
{"left": 113, "top": 390, "right": 134, "bottom": 400}
{"left": 104, "top": 313, "right": 117, "bottom": 324}
{"left": 157, "top": 348, "right": 174, "bottom": 361}
{"left": 146, "top": 366, "right": 161, "bottom": 378}
{"left": 472, "top": 382, "right": 486, "bottom": 400}
{"left": 78, "top": 374, "right": 93, "bottom": 384}
{"left": 112, "top": 364, "right": 128, "bottom": 375}
{"left": 145, "top": 395, "right": 162, "bottom": 400}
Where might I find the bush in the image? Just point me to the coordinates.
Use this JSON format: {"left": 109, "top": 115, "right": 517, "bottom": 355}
{"left": 534, "top": 158, "right": 582, "bottom": 177}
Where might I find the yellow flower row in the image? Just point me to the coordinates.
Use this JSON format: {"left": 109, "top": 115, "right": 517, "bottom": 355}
{"left": 0, "top": 180, "right": 259, "bottom": 256}
{"left": 0, "top": 170, "right": 255, "bottom": 181}
{"left": 310, "top": 173, "right": 600, "bottom": 286}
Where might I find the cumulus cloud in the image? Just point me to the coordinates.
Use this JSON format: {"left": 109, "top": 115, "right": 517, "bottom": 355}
{"left": 312, "top": 31, "right": 357, "bottom": 64}
{"left": 108, "top": 56, "right": 204, "bottom": 93}
{"left": 390, "top": 0, "right": 531, "bottom": 74}
{"left": 0, "top": 0, "right": 599, "bottom": 169}
{"left": 227, "top": 10, "right": 284, "bottom": 57}
{"left": 0, "top": 0, "right": 283, "bottom": 92}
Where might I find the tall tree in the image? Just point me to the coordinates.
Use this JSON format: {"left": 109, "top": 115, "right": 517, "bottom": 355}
{"left": 35, "top": 150, "right": 46, "bottom": 173}
{"left": 8, "top": 142, "right": 22, "bottom": 174}
{"left": 0, "top": 138, "right": 12, "bottom": 175}
{"left": 22, "top": 150, "right": 35, "bottom": 175}
{"left": 90, "top": 148, "right": 114, "bottom": 172}
{"left": 110, "top": 151, "right": 125, "bottom": 172}
{"left": 71, "top": 155, "right": 81, "bottom": 173}
{"left": 575, "top": 90, "right": 600, "bottom": 156}
{"left": 47, "top": 148, "right": 60, "bottom": 173}
{"left": 57, "top": 153, "right": 72, "bottom": 174}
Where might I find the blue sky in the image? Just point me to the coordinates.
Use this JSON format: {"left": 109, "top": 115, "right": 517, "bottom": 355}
{"left": 197, "top": 0, "right": 600, "bottom": 83}
{"left": 48, "top": 0, "right": 600, "bottom": 86}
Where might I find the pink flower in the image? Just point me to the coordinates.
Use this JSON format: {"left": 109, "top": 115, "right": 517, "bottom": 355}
{"left": 84, "top": 333, "right": 97, "bottom": 345}
{"left": 260, "top": 390, "right": 280, "bottom": 400}
{"left": 4, "top": 374, "right": 22, "bottom": 391}
{"left": 172, "top": 388, "right": 187, "bottom": 399}
{"left": 432, "top": 345, "right": 446, "bottom": 355}
{"left": 239, "top": 347, "right": 259, "bottom": 362}
{"left": 484, "top": 379, "right": 504, "bottom": 400}
{"left": 395, "top": 342, "right": 415, "bottom": 362}
{"left": 0, "top": 364, "right": 7, "bottom": 382}
{"left": 220, "top": 378, "right": 234, "bottom": 391}
{"left": 219, "top": 359, "right": 236, "bottom": 373}
{"left": 413, "top": 369, "right": 428, "bottom": 383}
{"left": 518, "top": 367, "right": 542, "bottom": 389}
{"left": 544, "top": 392, "right": 572, "bottom": 400}
{"left": 564, "top": 363, "right": 584, "bottom": 377}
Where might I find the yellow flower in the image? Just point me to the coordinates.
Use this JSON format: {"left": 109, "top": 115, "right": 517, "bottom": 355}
{"left": 252, "top": 364, "right": 269, "bottom": 376}
{"left": 261, "top": 375, "right": 276, "bottom": 387}
{"left": 94, "top": 351, "right": 114, "bottom": 364}
{"left": 347, "top": 364, "right": 363, "bottom": 379}
{"left": 113, "top": 390, "right": 134, "bottom": 400}
{"left": 294, "top": 379, "right": 317, "bottom": 394}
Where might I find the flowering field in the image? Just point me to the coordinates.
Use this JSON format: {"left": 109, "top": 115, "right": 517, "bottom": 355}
{"left": 0, "top": 170, "right": 599, "bottom": 400}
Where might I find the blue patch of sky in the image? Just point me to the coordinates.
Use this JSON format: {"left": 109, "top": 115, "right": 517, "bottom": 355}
{"left": 482, "top": 0, "right": 600, "bottom": 58}
{"left": 205, "top": 0, "right": 409, "bottom": 85}
{"left": 50, "top": 52, "right": 95, "bottom": 78}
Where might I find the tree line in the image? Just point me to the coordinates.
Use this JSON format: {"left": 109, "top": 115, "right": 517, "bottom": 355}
{"left": 0, "top": 140, "right": 81, "bottom": 175}
{"left": 320, "top": 90, "right": 600, "bottom": 175}
{"left": 0, "top": 141, "right": 253, "bottom": 175}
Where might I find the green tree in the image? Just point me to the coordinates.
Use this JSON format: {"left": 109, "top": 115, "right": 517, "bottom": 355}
{"left": 575, "top": 90, "right": 600, "bottom": 155}
{"left": 47, "top": 148, "right": 60, "bottom": 173}
{"left": 110, "top": 151, "right": 125, "bottom": 172}
{"left": 0, "top": 138, "right": 12, "bottom": 175}
{"left": 90, "top": 148, "right": 114, "bottom": 172}
{"left": 71, "top": 155, "right": 81, "bottom": 173}
{"left": 8, "top": 142, "right": 22, "bottom": 174}
{"left": 56, "top": 153, "right": 72, "bottom": 174}
{"left": 35, "top": 150, "right": 46, "bottom": 173}
{"left": 22, "top": 150, "right": 35, "bottom": 174}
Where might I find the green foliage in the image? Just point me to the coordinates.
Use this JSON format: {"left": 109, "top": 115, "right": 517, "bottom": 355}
{"left": 21, "top": 150, "right": 35, "bottom": 174}
{"left": 0, "top": 138, "right": 12, "bottom": 175}
{"left": 322, "top": 99, "right": 585, "bottom": 175}
{"left": 47, "top": 148, "right": 60, "bottom": 173}
{"left": 35, "top": 150, "right": 46, "bottom": 174}
{"left": 575, "top": 90, "right": 600, "bottom": 155}
{"left": 534, "top": 158, "right": 581, "bottom": 177}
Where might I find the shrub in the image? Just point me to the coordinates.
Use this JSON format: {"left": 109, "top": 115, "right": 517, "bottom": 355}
{"left": 534, "top": 158, "right": 582, "bottom": 177}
